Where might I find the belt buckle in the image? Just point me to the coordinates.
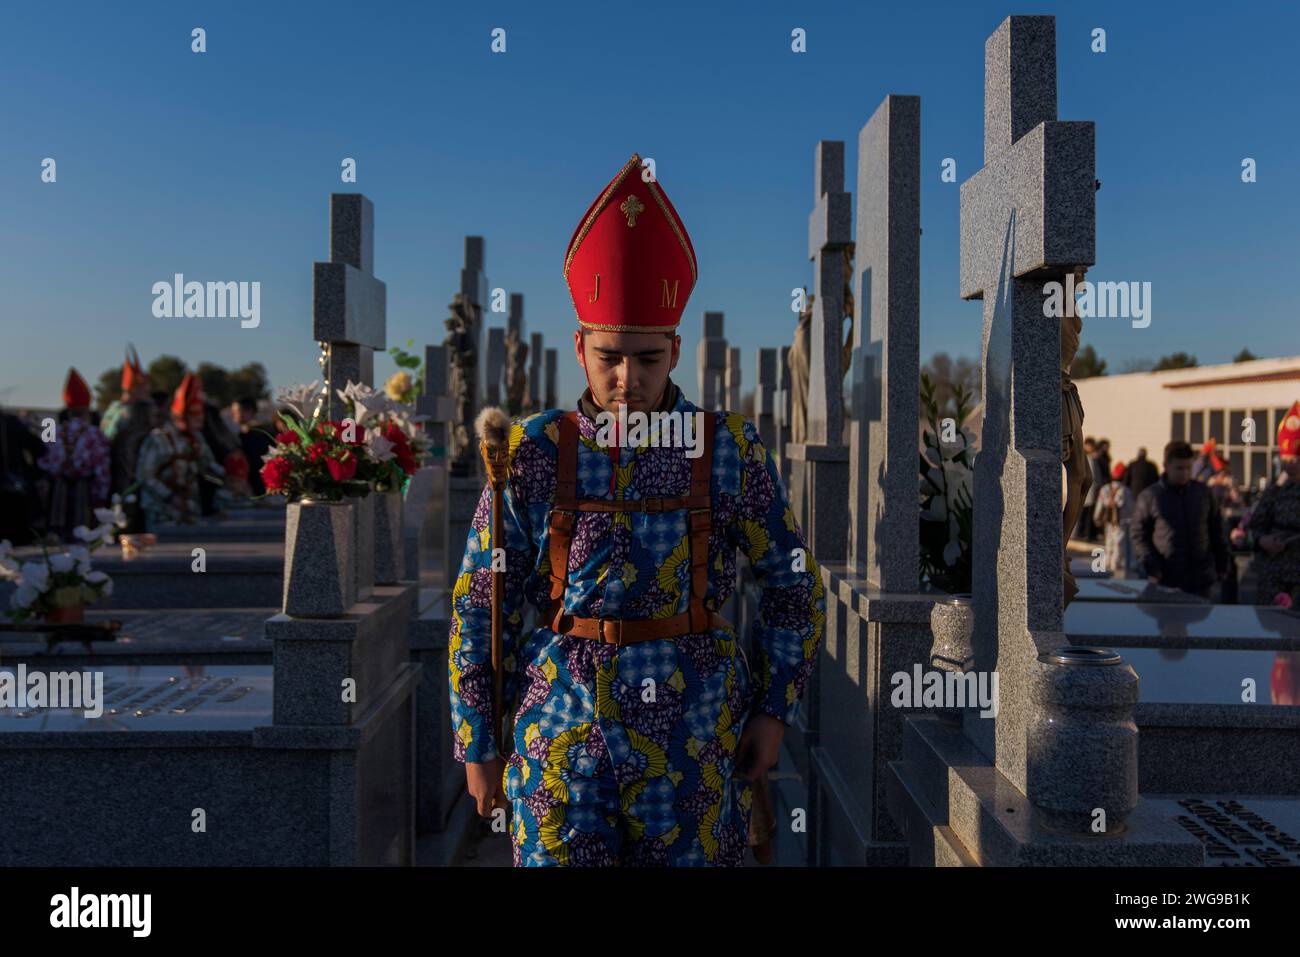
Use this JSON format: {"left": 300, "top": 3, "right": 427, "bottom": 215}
{"left": 600, "top": 616, "right": 625, "bottom": 648}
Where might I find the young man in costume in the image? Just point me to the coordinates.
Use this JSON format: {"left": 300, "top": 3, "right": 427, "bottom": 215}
{"left": 101, "top": 346, "right": 154, "bottom": 532}
{"left": 135, "top": 371, "right": 222, "bottom": 527}
{"left": 448, "top": 153, "right": 825, "bottom": 866}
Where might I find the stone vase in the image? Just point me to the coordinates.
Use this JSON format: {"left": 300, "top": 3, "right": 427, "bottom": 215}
{"left": 283, "top": 500, "right": 355, "bottom": 617}
{"left": 1027, "top": 646, "right": 1139, "bottom": 835}
{"left": 347, "top": 494, "right": 375, "bottom": 602}
{"left": 372, "top": 489, "right": 405, "bottom": 585}
{"left": 929, "top": 593, "right": 974, "bottom": 721}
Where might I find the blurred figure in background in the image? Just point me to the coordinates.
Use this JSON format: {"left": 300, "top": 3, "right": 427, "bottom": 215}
{"left": 0, "top": 409, "right": 44, "bottom": 544}
{"left": 137, "top": 372, "right": 223, "bottom": 526}
{"left": 1132, "top": 440, "right": 1229, "bottom": 600}
{"left": 37, "top": 368, "right": 111, "bottom": 542}
{"left": 101, "top": 347, "right": 154, "bottom": 532}
{"left": 1249, "top": 402, "right": 1300, "bottom": 606}
{"left": 230, "top": 396, "right": 273, "bottom": 496}
{"left": 1125, "top": 446, "right": 1160, "bottom": 499}
{"left": 1094, "top": 462, "right": 1134, "bottom": 578}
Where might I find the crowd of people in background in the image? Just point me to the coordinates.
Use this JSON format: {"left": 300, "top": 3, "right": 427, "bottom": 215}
{"left": 1076, "top": 403, "right": 1300, "bottom": 607}
{"left": 0, "top": 348, "right": 283, "bottom": 547}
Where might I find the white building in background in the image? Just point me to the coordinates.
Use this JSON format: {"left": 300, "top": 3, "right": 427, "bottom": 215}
{"left": 1073, "top": 355, "right": 1300, "bottom": 490}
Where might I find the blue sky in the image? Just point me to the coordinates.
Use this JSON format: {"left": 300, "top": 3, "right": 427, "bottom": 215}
{"left": 2, "top": 0, "right": 1296, "bottom": 409}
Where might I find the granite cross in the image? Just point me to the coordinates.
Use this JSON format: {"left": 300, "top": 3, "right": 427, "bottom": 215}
{"left": 849, "top": 95, "right": 921, "bottom": 590}
{"left": 313, "top": 194, "right": 386, "bottom": 421}
{"left": 959, "top": 15, "right": 1095, "bottom": 789}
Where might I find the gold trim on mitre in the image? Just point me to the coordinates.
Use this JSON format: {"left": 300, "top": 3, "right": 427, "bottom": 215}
{"left": 577, "top": 317, "right": 682, "bottom": 333}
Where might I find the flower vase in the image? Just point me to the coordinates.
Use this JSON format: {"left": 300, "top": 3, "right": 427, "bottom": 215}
{"left": 347, "top": 494, "right": 375, "bottom": 602}
{"left": 372, "top": 489, "right": 405, "bottom": 585}
{"left": 929, "top": 593, "right": 974, "bottom": 723}
{"left": 44, "top": 603, "right": 85, "bottom": 625}
{"left": 283, "top": 500, "right": 356, "bottom": 617}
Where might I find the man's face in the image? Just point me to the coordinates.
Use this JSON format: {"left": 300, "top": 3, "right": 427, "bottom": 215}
{"left": 574, "top": 329, "right": 680, "bottom": 414}
{"left": 1164, "top": 456, "right": 1193, "bottom": 485}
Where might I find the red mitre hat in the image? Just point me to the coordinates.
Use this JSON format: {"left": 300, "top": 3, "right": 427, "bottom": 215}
{"left": 121, "top": 345, "right": 146, "bottom": 392}
{"left": 1279, "top": 402, "right": 1300, "bottom": 457}
{"left": 62, "top": 368, "right": 91, "bottom": 410}
{"left": 171, "top": 372, "right": 205, "bottom": 419}
{"left": 563, "top": 153, "right": 697, "bottom": 333}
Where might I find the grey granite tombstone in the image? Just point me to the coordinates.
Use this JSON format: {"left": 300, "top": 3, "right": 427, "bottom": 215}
{"left": 462, "top": 237, "right": 488, "bottom": 409}
{"left": 314, "top": 194, "right": 387, "bottom": 421}
{"left": 696, "top": 311, "right": 727, "bottom": 409}
{"left": 755, "top": 348, "right": 778, "bottom": 450}
{"left": 725, "top": 347, "right": 742, "bottom": 412}
{"left": 418, "top": 344, "right": 453, "bottom": 463}
{"left": 785, "top": 142, "right": 851, "bottom": 562}
{"left": 528, "top": 332, "right": 544, "bottom": 410}
{"left": 485, "top": 326, "right": 506, "bottom": 407}
{"left": 850, "top": 95, "right": 921, "bottom": 589}
{"left": 545, "top": 348, "right": 558, "bottom": 409}
{"left": 775, "top": 345, "right": 792, "bottom": 481}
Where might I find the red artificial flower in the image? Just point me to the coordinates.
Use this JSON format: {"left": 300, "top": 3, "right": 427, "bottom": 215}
{"left": 396, "top": 451, "right": 418, "bottom": 476}
{"left": 384, "top": 422, "right": 410, "bottom": 451}
{"left": 326, "top": 454, "right": 357, "bottom": 482}
{"left": 276, "top": 430, "right": 300, "bottom": 446}
{"left": 260, "top": 456, "right": 293, "bottom": 492}
{"left": 306, "top": 441, "right": 330, "bottom": 463}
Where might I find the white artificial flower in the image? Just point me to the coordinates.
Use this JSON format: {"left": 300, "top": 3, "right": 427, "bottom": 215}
{"left": 85, "top": 570, "right": 108, "bottom": 584}
{"left": 0, "top": 557, "right": 21, "bottom": 582}
{"left": 95, "top": 503, "right": 128, "bottom": 528}
{"left": 68, "top": 546, "right": 92, "bottom": 574}
{"left": 366, "top": 428, "right": 396, "bottom": 463}
{"left": 943, "top": 539, "right": 963, "bottom": 566}
{"left": 19, "top": 561, "right": 49, "bottom": 592}
{"left": 48, "top": 553, "right": 76, "bottom": 574}
{"left": 98, "top": 576, "right": 113, "bottom": 597}
{"left": 12, "top": 584, "right": 39, "bottom": 609}
{"left": 276, "top": 381, "right": 321, "bottom": 419}
{"left": 73, "top": 525, "right": 97, "bottom": 542}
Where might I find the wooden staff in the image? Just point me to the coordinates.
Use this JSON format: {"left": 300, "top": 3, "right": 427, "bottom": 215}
{"left": 476, "top": 407, "right": 512, "bottom": 753}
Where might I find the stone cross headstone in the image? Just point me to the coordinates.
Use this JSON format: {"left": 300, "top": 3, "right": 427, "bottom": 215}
{"left": 725, "top": 347, "right": 741, "bottom": 411}
{"left": 696, "top": 311, "right": 727, "bottom": 409}
{"left": 755, "top": 348, "right": 778, "bottom": 450}
{"left": 806, "top": 142, "right": 851, "bottom": 447}
{"left": 960, "top": 15, "right": 1095, "bottom": 790}
{"left": 418, "top": 344, "right": 452, "bottom": 462}
{"left": 485, "top": 326, "right": 505, "bottom": 408}
{"left": 313, "top": 194, "right": 386, "bottom": 421}
{"left": 849, "top": 95, "right": 921, "bottom": 590}
{"left": 462, "top": 237, "right": 488, "bottom": 408}
{"left": 528, "top": 332, "right": 544, "bottom": 410}
{"left": 775, "top": 345, "right": 792, "bottom": 479}
{"left": 544, "top": 348, "right": 557, "bottom": 409}
{"left": 785, "top": 143, "right": 852, "bottom": 561}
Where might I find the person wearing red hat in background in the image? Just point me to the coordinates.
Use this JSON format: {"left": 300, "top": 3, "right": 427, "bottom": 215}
{"left": 1193, "top": 437, "right": 1225, "bottom": 484}
{"left": 101, "top": 346, "right": 155, "bottom": 533}
{"left": 1247, "top": 401, "right": 1300, "bottom": 606}
{"left": 1093, "top": 461, "right": 1134, "bottom": 578}
{"left": 36, "top": 368, "right": 111, "bottom": 542}
{"left": 448, "top": 153, "right": 825, "bottom": 867}
{"left": 135, "top": 371, "right": 223, "bottom": 527}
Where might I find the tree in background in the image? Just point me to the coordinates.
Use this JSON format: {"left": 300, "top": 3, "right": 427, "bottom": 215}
{"left": 920, "top": 352, "right": 980, "bottom": 419}
{"left": 1233, "top": 348, "right": 1257, "bottom": 363}
{"left": 1070, "top": 344, "right": 1107, "bottom": 378}
{"left": 1153, "top": 352, "right": 1198, "bottom": 371}
{"left": 146, "top": 355, "right": 187, "bottom": 395}
{"left": 95, "top": 356, "right": 270, "bottom": 410}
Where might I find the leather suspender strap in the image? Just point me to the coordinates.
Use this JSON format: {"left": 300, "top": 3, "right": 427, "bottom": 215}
{"left": 547, "top": 412, "right": 580, "bottom": 622}
{"left": 547, "top": 409, "right": 720, "bottom": 641}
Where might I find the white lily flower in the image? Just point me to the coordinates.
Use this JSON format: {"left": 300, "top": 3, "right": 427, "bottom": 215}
{"left": 49, "top": 553, "right": 76, "bottom": 574}
{"left": 12, "top": 584, "right": 40, "bottom": 609}
{"left": 73, "top": 525, "right": 98, "bottom": 542}
{"left": 19, "top": 561, "right": 49, "bottom": 592}
{"left": 366, "top": 428, "right": 396, "bottom": 463}
{"left": 68, "top": 545, "right": 92, "bottom": 574}
{"left": 85, "top": 570, "right": 108, "bottom": 584}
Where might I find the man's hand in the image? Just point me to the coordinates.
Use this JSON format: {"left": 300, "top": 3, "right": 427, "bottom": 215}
{"left": 734, "top": 713, "right": 785, "bottom": 782}
{"left": 465, "top": 757, "right": 507, "bottom": 818}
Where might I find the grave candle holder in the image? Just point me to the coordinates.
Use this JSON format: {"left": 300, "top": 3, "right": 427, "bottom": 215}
{"left": 282, "top": 499, "right": 356, "bottom": 617}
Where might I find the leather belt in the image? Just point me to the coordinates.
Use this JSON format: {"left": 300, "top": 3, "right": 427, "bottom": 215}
{"left": 552, "top": 610, "right": 731, "bottom": 647}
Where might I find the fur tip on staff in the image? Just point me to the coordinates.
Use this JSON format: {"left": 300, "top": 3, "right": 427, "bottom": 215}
{"left": 476, "top": 406, "right": 512, "bottom": 491}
